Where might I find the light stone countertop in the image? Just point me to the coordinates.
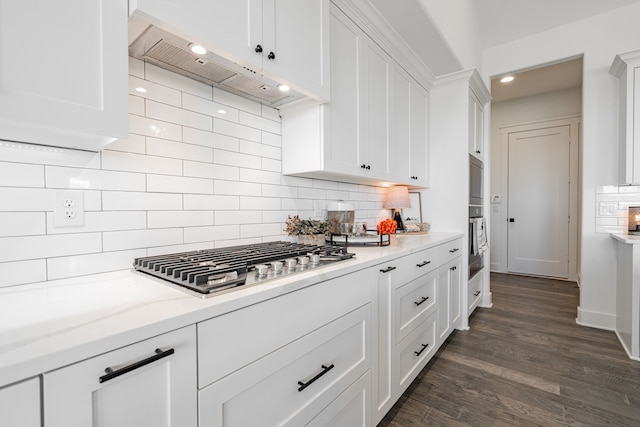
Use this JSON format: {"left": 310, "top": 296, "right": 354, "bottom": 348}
{"left": 0, "top": 232, "right": 462, "bottom": 388}
{"left": 611, "top": 233, "right": 640, "bottom": 244}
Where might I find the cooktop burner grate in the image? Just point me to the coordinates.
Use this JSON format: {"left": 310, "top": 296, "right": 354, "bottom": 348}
{"left": 133, "top": 241, "right": 355, "bottom": 296}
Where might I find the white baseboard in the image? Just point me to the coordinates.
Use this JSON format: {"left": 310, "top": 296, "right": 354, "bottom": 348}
{"left": 576, "top": 306, "right": 616, "bottom": 331}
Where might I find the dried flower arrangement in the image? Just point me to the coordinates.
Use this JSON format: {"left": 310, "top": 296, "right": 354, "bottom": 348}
{"left": 285, "top": 215, "right": 330, "bottom": 236}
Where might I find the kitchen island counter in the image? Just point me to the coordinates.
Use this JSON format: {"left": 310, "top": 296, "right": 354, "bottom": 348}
{"left": 0, "top": 232, "right": 462, "bottom": 388}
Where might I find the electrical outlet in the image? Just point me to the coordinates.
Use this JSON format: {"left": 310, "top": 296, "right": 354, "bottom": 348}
{"left": 54, "top": 190, "right": 84, "bottom": 227}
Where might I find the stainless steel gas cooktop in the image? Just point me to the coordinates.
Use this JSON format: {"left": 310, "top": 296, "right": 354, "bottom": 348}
{"left": 133, "top": 241, "right": 355, "bottom": 297}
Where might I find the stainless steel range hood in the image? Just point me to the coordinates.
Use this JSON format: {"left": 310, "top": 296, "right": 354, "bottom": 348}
{"left": 128, "top": 19, "right": 305, "bottom": 108}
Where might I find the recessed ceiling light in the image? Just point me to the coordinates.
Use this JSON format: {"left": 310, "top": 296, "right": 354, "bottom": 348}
{"left": 135, "top": 87, "right": 147, "bottom": 93}
{"left": 277, "top": 84, "right": 290, "bottom": 92}
{"left": 217, "top": 109, "right": 227, "bottom": 115}
{"left": 189, "top": 43, "right": 207, "bottom": 55}
{"left": 500, "top": 76, "right": 514, "bottom": 83}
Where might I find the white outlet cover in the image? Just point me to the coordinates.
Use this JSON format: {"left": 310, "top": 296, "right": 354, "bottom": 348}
{"left": 54, "top": 190, "right": 85, "bottom": 227}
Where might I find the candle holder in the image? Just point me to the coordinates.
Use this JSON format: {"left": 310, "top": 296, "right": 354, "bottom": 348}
{"left": 628, "top": 206, "right": 640, "bottom": 235}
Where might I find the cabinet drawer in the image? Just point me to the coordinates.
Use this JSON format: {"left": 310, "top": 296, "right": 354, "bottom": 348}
{"left": 405, "top": 246, "right": 441, "bottom": 279}
{"left": 198, "top": 268, "right": 371, "bottom": 388}
{"left": 468, "top": 271, "right": 483, "bottom": 313}
{"left": 199, "top": 305, "right": 371, "bottom": 427}
{"left": 396, "top": 312, "right": 437, "bottom": 392}
{"left": 438, "top": 238, "right": 463, "bottom": 264}
{"left": 395, "top": 270, "right": 437, "bottom": 343}
{"left": 307, "top": 370, "right": 371, "bottom": 427}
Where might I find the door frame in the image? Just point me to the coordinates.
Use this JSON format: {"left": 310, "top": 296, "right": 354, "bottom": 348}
{"left": 497, "top": 115, "right": 580, "bottom": 282}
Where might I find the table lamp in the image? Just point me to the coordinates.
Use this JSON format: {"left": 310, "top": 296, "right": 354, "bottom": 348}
{"left": 629, "top": 206, "right": 640, "bottom": 235}
{"left": 383, "top": 186, "right": 411, "bottom": 231}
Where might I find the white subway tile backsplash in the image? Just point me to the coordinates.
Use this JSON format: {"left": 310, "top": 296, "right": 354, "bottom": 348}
{"left": 0, "top": 188, "right": 53, "bottom": 211}
{"left": 129, "top": 115, "right": 182, "bottom": 141}
{"left": 214, "top": 180, "right": 261, "bottom": 196}
{"left": 239, "top": 111, "right": 281, "bottom": 134}
{"left": 241, "top": 223, "right": 282, "bottom": 239}
{"left": 0, "top": 162, "right": 44, "bottom": 187}
{"left": 106, "top": 133, "right": 146, "bottom": 154}
{"left": 240, "top": 140, "right": 281, "bottom": 160}
{"left": 214, "top": 149, "right": 261, "bottom": 170}
{"left": 183, "top": 194, "right": 239, "bottom": 210}
{"left": 0, "top": 68, "right": 388, "bottom": 285}
{"left": 47, "top": 249, "right": 147, "bottom": 281}
{"left": 129, "top": 75, "right": 181, "bottom": 107}
{"left": 262, "top": 132, "right": 281, "bottom": 147}
{"left": 147, "top": 100, "right": 212, "bottom": 131}
{"left": 148, "top": 210, "right": 213, "bottom": 228}
{"left": 46, "top": 166, "right": 146, "bottom": 191}
{"left": 183, "top": 93, "right": 239, "bottom": 122}
{"left": 184, "top": 161, "right": 239, "bottom": 181}
{"left": 0, "top": 213, "right": 45, "bottom": 237}
{"left": 103, "top": 191, "right": 183, "bottom": 211}
{"left": 214, "top": 88, "right": 261, "bottom": 115}
{"left": 214, "top": 119, "right": 261, "bottom": 142}
{"left": 46, "top": 211, "right": 147, "bottom": 234}
{"left": 595, "top": 184, "right": 640, "bottom": 233}
{"left": 102, "top": 150, "right": 183, "bottom": 176}
{"left": 103, "top": 228, "right": 183, "bottom": 251}
{"left": 0, "top": 233, "right": 102, "bottom": 263}
{"left": 184, "top": 225, "right": 239, "bottom": 244}
{"left": 147, "top": 174, "right": 213, "bottom": 195}
{"left": 240, "top": 196, "right": 281, "bottom": 210}
{"left": 146, "top": 137, "right": 213, "bottom": 163}
{"left": 215, "top": 210, "right": 261, "bottom": 225}
{"left": 129, "top": 95, "right": 145, "bottom": 116}
{"left": 0, "top": 259, "right": 47, "bottom": 287}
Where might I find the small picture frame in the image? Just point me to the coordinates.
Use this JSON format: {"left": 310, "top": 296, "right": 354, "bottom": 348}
{"left": 403, "top": 192, "right": 423, "bottom": 224}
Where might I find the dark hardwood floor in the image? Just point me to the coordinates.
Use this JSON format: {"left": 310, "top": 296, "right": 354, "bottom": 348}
{"left": 379, "top": 272, "right": 640, "bottom": 426}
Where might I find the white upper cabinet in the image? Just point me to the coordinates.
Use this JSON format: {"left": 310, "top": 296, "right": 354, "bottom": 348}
{"left": 130, "top": 0, "right": 329, "bottom": 102}
{"left": 468, "top": 91, "right": 485, "bottom": 160}
{"left": 0, "top": 0, "right": 128, "bottom": 151}
{"left": 391, "top": 64, "right": 429, "bottom": 187}
{"left": 610, "top": 49, "right": 640, "bottom": 185}
{"left": 281, "top": 4, "right": 429, "bottom": 187}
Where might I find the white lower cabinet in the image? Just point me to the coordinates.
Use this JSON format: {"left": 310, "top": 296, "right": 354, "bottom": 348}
{"left": 307, "top": 370, "right": 372, "bottom": 427}
{"left": 372, "top": 238, "right": 462, "bottom": 425}
{"left": 0, "top": 377, "right": 41, "bottom": 427}
{"left": 468, "top": 271, "right": 483, "bottom": 315}
{"left": 199, "top": 304, "right": 371, "bottom": 426}
{"left": 43, "top": 326, "right": 197, "bottom": 427}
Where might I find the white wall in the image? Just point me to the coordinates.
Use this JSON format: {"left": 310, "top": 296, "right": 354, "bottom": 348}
{"left": 0, "top": 58, "right": 389, "bottom": 288}
{"left": 489, "top": 87, "right": 582, "bottom": 273}
{"left": 482, "top": 3, "right": 640, "bottom": 329}
{"left": 418, "top": 0, "right": 481, "bottom": 72}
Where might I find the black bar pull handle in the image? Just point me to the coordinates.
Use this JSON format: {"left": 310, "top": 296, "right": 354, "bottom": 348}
{"left": 298, "top": 364, "right": 334, "bottom": 392}
{"left": 414, "top": 296, "right": 429, "bottom": 306}
{"left": 99, "top": 348, "right": 175, "bottom": 383}
{"left": 380, "top": 266, "right": 397, "bottom": 273}
{"left": 414, "top": 343, "right": 429, "bottom": 356}
{"left": 449, "top": 248, "right": 459, "bottom": 253}
{"left": 416, "top": 260, "right": 431, "bottom": 268}
{"left": 474, "top": 290, "right": 481, "bottom": 297}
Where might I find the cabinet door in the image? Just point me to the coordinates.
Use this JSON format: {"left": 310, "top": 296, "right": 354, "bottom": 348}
{"left": 437, "top": 264, "right": 451, "bottom": 343}
{"left": 324, "top": 6, "right": 362, "bottom": 176}
{"left": 44, "top": 326, "right": 197, "bottom": 427}
{"left": 633, "top": 67, "right": 640, "bottom": 184}
{"left": 449, "top": 258, "right": 462, "bottom": 330}
{"left": 468, "top": 92, "right": 484, "bottom": 160}
{"left": 362, "top": 38, "right": 392, "bottom": 178}
{"left": 307, "top": 370, "right": 371, "bottom": 427}
{"left": 0, "top": 378, "right": 41, "bottom": 427}
{"left": 264, "top": 0, "right": 329, "bottom": 101}
{"left": 409, "top": 81, "right": 430, "bottom": 186}
{"left": 390, "top": 65, "right": 412, "bottom": 181}
{"left": 0, "top": 0, "right": 127, "bottom": 151}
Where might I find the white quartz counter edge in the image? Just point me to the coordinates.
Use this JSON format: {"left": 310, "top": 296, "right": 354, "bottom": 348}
{"left": 611, "top": 233, "right": 640, "bottom": 244}
{"left": 0, "top": 232, "right": 462, "bottom": 388}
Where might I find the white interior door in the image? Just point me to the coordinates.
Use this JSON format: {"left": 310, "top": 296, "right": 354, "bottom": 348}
{"left": 507, "top": 125, "right": 570, "bottom": 278}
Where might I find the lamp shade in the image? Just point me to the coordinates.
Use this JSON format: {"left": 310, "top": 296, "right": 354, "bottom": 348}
{"left": 383, "top": 186, "right": 411, "bottom": 209}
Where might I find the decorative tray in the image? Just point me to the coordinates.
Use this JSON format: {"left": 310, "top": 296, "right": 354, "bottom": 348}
{"left": 329, "top": 232, "right": 391, "bottom": 247}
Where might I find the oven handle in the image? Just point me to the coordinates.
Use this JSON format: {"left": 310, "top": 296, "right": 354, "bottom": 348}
{"left": 99, "top": 347, "right": 175, "bottom": 383}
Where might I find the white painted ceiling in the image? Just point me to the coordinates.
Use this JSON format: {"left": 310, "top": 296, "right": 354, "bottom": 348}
{"left": 368, "top": 0, "right": 640, "bottom": 101}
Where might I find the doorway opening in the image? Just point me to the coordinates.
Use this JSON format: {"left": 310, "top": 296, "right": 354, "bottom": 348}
{"left": 489, "top": 57, "right": 583, "bottom": 283}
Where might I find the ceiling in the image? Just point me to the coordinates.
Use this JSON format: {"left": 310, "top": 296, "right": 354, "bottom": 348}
{"left": 368, "top": 0, "right": 640, "bottom": 101}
